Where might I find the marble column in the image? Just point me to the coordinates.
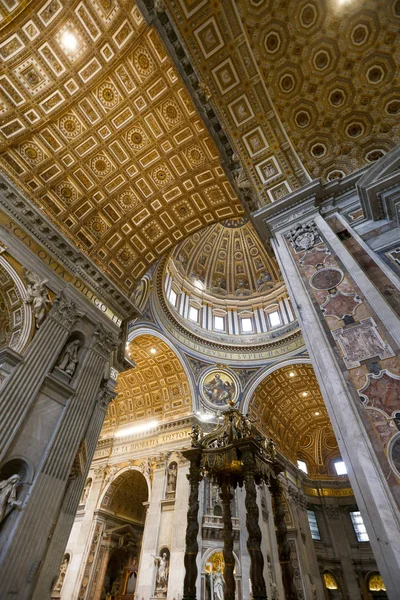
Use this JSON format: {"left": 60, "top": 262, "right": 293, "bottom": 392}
{"left": 236, "top": 487, "right": 251, "bottom": 600}
{"left": 0, "top": 305, "right": 118, "bottom": 600}
{"left": 270, "top": 478, "right": 297, "bottom": 600}
{"left": 136, "top": 465, "right": 165, "bottom": 599}
{"left": 168, "top": 460, "right": 189, "bottom": 600}
{"left": 60, "top": 469, "right": 106, "bottom": 600}
{"left": 0, "top": 292, "right": 81, "bottom": 461}
{"left": 32, "top": 379, "right": 116, "bottom": 600}
{"left": 254, "top": 196, "right": 400, "bottom": 598}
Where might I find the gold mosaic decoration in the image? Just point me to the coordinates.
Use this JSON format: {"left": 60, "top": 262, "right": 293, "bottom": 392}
{"left": 249, "top": 363, "right": 339, "bottom": 475}
{"left": 104, "top": 334, "right": 192, "bottom": 434}
{"left": 163, "top": 0, "right": 400, "bottom": 185}
{"left": 0, "top": 0, "right": 243, "bottom": 294}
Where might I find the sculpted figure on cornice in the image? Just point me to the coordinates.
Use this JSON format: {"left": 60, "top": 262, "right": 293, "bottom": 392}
{"left": 23, "top": 269, "right": 50, "bottom": 328}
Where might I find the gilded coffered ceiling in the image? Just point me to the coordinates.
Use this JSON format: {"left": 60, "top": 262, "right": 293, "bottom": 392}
{"left": 104, "top": 334, "right": 191, "bottom": 435}
{"left": 155, "top": 0, "right": 400, "bottom": 188}
{"left": 0, "top": 0, "right": 243, "bottom": 294}
{"left": 237, "top": 0, "right": 400, "bottom": 181}
{"left": 101, "top": 469, "right": 148, "bottom": 523}
{"left": 249, "top": 363, "right": 339, "bottom": 475}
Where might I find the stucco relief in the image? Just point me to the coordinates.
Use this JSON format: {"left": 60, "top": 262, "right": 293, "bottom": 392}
{"left": 288, "top": 222, "right": 320, "bottom": 253}
{"left": 331, "top": 318, "right": 395, "bottom": 369}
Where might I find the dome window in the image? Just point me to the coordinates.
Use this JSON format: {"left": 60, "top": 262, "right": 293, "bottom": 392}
{"left": 189, "top": 306, "right": 199, "bottom": 322}
{"left": 350, "top": 511, "right": 369, "bottom": 542}
{"left": 268, "top": 310, "right": 281, "bottom": 327}
{"left": 297, "top": 459, "right": 308, "bottom": 474}
{"left": 334, "top": 460, "right": 347, "bottom": 475}
{"left": 214, "top": 316, "right": 225, "bottom": 331}
{"left": 241, "top": 317, "right": 253, "bottom": 333}
{"left": 169, "top": 289, "right": 177, "bottom": 306}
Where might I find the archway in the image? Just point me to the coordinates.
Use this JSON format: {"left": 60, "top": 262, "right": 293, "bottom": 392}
{"left": 0, "top": 255, "right": 33, "bottom": 355}
{"left": 103, "top": 333, "right": 193, "bottom": 437}
{"left": 97, "top": 469, "right": 149, "bottom": 600}
{"left": 247, "top": 362, "right": 339, "bottom": 476}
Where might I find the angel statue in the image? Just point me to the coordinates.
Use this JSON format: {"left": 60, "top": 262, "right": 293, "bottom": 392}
{"left": 0, "top": 474, "right": 21, "bottom": 523}
{"left": 23, "top": 268, "right": 50, "bottom": 328}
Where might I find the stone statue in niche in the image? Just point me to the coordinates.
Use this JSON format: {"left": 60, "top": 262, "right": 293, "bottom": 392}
{"left": 23, "top": 268, "right": 51, "bottom": 327}
{"left": 80, "top": 478, "right": 91, "bottom": 505}
{"left": 212, "top": 566, "right": 225, "bottom": 600}
{"left": 153, "top": 547, "right": 170, "bottom": 597}
{"left": 0, "top": 474, "right": 21, "bottom": 523}
{"left": 57, "top": 339, "right": 81, "bottom": 378}
{"left": 166, "top": 462, "right": 177, "bottom": 495}
{"left": 52, "top": 554, "right": 69, "bottom": 596}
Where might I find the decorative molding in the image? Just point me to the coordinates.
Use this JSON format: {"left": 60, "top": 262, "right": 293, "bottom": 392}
{"left": 0, "top": 175, "right": 135, "bottom": 319}
{"left": 48, "top": 292, "right": 82, "bottom": 329}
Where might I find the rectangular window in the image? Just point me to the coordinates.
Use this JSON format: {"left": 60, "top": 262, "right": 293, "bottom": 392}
{"left": 241, "top": 317, "right": 253, "bottom": 332}
{"left": 334, "top": 460, "right": 347, "bottom": 475}
{"left": 307, "top": 510, "right": 321, "bottom": 541}
{"left": 269, "top": 311, "right": 281, "bottom": 327}
{"left": 214, "top": 316, "right": 225, "bottom": 331}
{"left": 188, "top": 306, "right": 199, "bottom": 322}
{"left": 169, "top": 289, "right": 177, "bottom": 306}
{"left": 350, "top": 511, "right": 369, "bottom": 542}
{"left": 297, "top": 459, "right": 308, "bottom": 474}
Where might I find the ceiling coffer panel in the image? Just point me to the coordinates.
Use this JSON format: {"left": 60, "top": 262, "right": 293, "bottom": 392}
{"left": 0, "top": 0, "right": 243, "bottom": 294}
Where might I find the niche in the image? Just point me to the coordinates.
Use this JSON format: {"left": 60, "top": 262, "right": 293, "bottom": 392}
{"left": 53, "top": 331, "right": 86, "bottom": 383}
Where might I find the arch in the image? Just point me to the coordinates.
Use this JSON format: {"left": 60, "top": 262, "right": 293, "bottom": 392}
{"left": 104, "top": 328, "right": 195, "bottom": 435}
{"left": 246, "top": 361, "right": 340, "bottom": 475}
{"left": 241, "top": 356, "right": 313, "bottom": 413}
{"left": 99, "top": 467, "right": 149, "bottom": 524}
{"left": 201, "top": 547, "right": 242, "bottom": 577}
{"left": 98, "top": 465, "right": 152, "bottom": 509}
{"left": 387, "top": 431, "right": 400, "bottom": 479}
{"left": 0, "top": 255, "right": 33, "bottom": 354}
{"left": 126, "top": 324, "right": 196, "bottom": 405}
{"left": 323, "top": 571, "right": 340, "bottom": 591}
{"left": 367, "top": 572, "right": 386, "bottom": 593}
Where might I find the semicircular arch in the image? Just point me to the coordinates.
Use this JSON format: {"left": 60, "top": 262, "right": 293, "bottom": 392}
{"left": 247, "top": 361, "right": 339, "bottom": 476}
{"left": 104, "top": 329, "right": 194, "bottom": 436}
{"left": 99, "top": 467, "right": 149, "bottom": 524}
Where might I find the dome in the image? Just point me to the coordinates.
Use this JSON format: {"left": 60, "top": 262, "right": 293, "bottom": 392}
{"left": 158, "top": 219, "right": 300, "bottom": 356}
{"left": 168, "top": 217, "right": 280, "bottom": 299}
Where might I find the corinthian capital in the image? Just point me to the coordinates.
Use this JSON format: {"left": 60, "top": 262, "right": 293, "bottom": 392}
{"left": 49, "top": 292, "right": 82, "bottom": 328}
{"left": 96, "top": 380, "right": 116, "bottom": 411}
{"left": 91, "top": 323, "right": 118, "bottom": 358}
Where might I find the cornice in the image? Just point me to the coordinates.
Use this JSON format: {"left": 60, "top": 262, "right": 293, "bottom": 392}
{"left": 0, "top": 173, "right": 136, "bottom": 320}
{"left": 152, "top": 256, "right": 303, "bottom": 355}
